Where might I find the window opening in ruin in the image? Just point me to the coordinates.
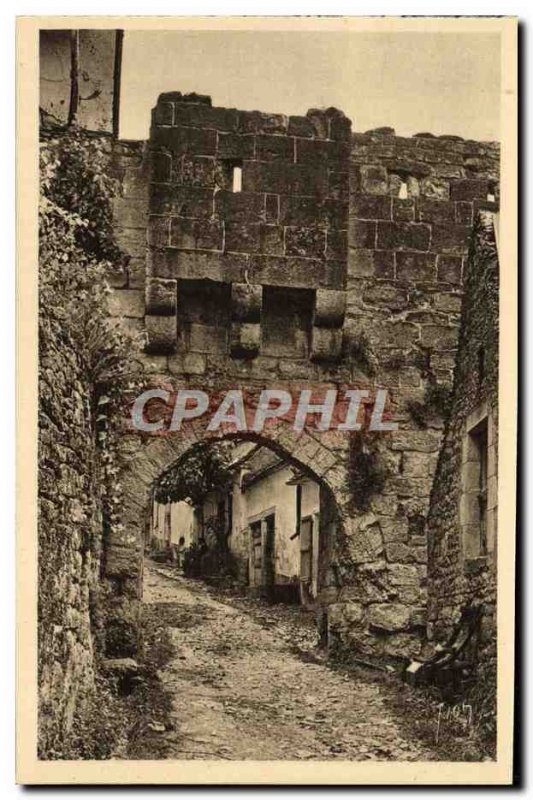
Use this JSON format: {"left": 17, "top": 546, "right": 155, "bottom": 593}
{"left": 399, "top": 180, "right": 408, "bottom": 199}
{"left": 462, "top": 418, "right": 489, "bottom": 558}
{"left": 487, "top": 181, "right": 496, "bottom": 203}
{"left": 475, "top": 423, "right": 489, "bottom": 555}
{"left": 232, "top": 163, "right": 242, "bottom": 192}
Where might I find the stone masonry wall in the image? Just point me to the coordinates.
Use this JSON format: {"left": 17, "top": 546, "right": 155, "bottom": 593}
{"left": 426, "top": 211, "right": 499, "bottom": 667}
{"left": 106, "top": 98, "right": 500, "bottom": 663}
{"left": 324, "top": 129, "right": 500, "bottom": 658}
{"left": 39, "top": 292, "right": 102, "bottom": 756}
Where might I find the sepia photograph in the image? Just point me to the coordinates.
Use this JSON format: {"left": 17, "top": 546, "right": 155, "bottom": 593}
{"left": 16, "top": 15, "right": 517, "bottom": 785}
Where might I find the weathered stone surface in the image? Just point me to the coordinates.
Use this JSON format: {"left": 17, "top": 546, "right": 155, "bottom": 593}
{"left": 145, "top": 277, "right": 177, "bottom": 316}
{"left": 376, "top": 221, "right": 431, "bottom": 252}
{"left": 108, "top": 289, "right": 144, "bottom": 319}
{"left": 145, "top": 314, "right": 177, "bottom": 354}
{"left": 368, "top": 603, "right": 411, "bottom": 632}
{"left": 360, "top": 165, "right": 388, "bottom": 195}
{"left": 313, "top": 288, "right": 346, "bottom": 329}
{"left": 231, "top": 283, "right": 262, "bottom": 323}
{"left": 230, "top": 322, "right": 261, "bottom": 359}
{"left": 310, "top": 327, "right": 343, "bottom": 362}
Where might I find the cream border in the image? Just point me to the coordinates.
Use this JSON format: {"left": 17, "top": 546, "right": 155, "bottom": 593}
{"left": 16, "top": 15, "right": 518, "bottom": 785}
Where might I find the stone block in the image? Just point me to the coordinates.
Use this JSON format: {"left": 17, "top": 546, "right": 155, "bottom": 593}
{"left": 239, "top": 110, "right": 288, "bottom": 135}
{"left": 217, "top": 132, "right": 255, "bottom": 160}
{"left": 149, "top": 150, "right": 172, "bottom": 183}
{"left": 180, "top": 155, "right": 216, "bottom": 187}
{"left": 382, "top": 633, "right": 422, "bottom": 658}
{"left": 363, "top": 283, "right": 408, "bottom": 310}
{"left": 310, "top": 327, "right": 343, "bottom": 362}
{"left": 230, "top": 322, "right": 260, "bottom": 358}
{"left": 265, "top": 194, "right": 279, "bottom": 223}
{"left": 188, "top": 322, "right": 228, "bottom": 354}
{"left": 250, "top": 255, "right": 344, "bottom": 290}
{"left": 174, "top": 103, "right": 239, "bottom": 131}
{"left": 115, "top": 227, "right": 147, "bottom": 258}
{"left": 416, "top": 199, "right": 455, "bottom": 224}
{"left": 168, "top": 352, "right": 207, "bottom": 376}
{"left": 432, "top": 292, "right": 462, "bottom": 313}
{"left": 396, "top": 251, "right": 437, "bottom": 281}
{"left": 450, "top": 178, "right": 489, "bottom": 201}
{"left": 374, "top": 250, "right": 395, "bottom": 278}
{"left": 351, "top": 194, "right": 392, "bottom": 221}
{"left": 243, "top": 161, "right": 327, "bottom": 196}
{"left": 285, "top": 226, "right": 326, "bottom": 258}
{"left": 392, "top": 198, "right": 415, "bottom": 222}
{"left": 153, "top": 101, "right": 174, "bottom": 126}
{"left": 288, "top": 115, "right": 314, "bottom": 138}
{"left": 145, "top": 314, "right": 177, "bottom": 354}
{"left": 368, "top": 603, "right": 411, "bottom": 632}
{"left": 296, "top": 138, "right": 350, "bottom": 167}
{"left": 328, "top": 170, "right": 349, "bottom": 202}
{"left": 455, "top": 201, "right": 474, "bottom": 225}
{"left": 376, "top": 221, "right": 431, "bottom": 251}
{"left": 147, "top": 215, "right": 170, "bottom": 247}
{"left": 419, "top": 176, "right": 450, "bottom": 199}
{"left": 313, "top": 289, "right": 346, "bottom": 328}
{"left": 369, "top": 321, "right": 419, "bottom": 348}
{"left": 225, "top": 222, "right": 261, "bottom": 254}
{"left": 349, "top": 219, "right": 376, "bottom": 249}
{"left": 260, "top": 224, "right": 284, "bottom": 255}
{"left": 279, "top": 195, "right": 326, "bottom": 228}
{"left": 348, "top": 248, "right": 374, "bottom": 277}
{"left": 327, "top": 109, "right": 352, "bottom": 142}
{"left": 145, "top": 277, "right": 177, "bottom": 316}
{"left": 151, "top": 125, "right": 217, "bottom": 156}
{"left": 108, "top": 289, "right": 144, "bottom": 319}
{"left": 215, "top": 190, "right": 266, "bottom": 223}
{"left": 326, "top": 230, "right": 347, "bottom": 261}
{"left": 436, "top": 254, "right": 463, "bottom": 284}
{"left": 150, "top": 184, "right": 213, "bottom": 217}
{"left": 128, "top": 257, "right": 146, "bottom": 288}
{"left": 420, "top": 324, "right": 458, "bottom": 351}
{"left": 360, "top": 165, "right": 388, "bottom": 195}
{"left": 431, "top": 224, "right": 472, "bottom": 255}
{"left": 256, "top": 134, "right": 294, "bottom": 162}
{"left": 170, "top": 217, "right": 224, "bottom": 251}
{"left": 305, "top": 108, "right": 329, "bottom": 138}
{"left": 231, "top": 283, "right": 262, "bottom": 323}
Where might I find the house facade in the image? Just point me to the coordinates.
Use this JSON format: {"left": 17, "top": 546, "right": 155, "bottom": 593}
{"left": 151, "top": 444, "right": 321, "bottom": 605}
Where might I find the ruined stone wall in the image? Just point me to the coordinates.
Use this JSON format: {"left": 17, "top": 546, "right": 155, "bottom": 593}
{"left": 426, "top": 211, "right": 499, "bottom": 665}
{"left": 325, "top": 129, "right": 500, "bottom": 659}
{"left": 39, "top": 294, "right": 101, "bottom": 756}
{"left": 106, "top": 97, "right": 500, "bottom": 663}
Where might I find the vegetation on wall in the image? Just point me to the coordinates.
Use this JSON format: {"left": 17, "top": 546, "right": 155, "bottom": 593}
{"left": 346, "top": 431, "right": 388, "bottom": 511}
{"left": 407, "top": 346, "right": 452, "bottom": 428}
{"left": 39, "top": 127, "right": 143, "bottom": 759}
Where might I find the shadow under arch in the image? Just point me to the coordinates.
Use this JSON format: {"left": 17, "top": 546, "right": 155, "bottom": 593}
{"left": 105, "top": 423, "right": 349, "bottom": 657}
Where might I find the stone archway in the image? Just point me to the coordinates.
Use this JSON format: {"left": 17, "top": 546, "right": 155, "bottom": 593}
{"left": 103, "top": 419, "right": 351, "bottom": 659}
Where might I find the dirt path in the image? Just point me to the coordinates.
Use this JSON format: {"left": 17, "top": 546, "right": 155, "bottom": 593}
{"left": 141, "top": 561, "right": 438, "bottom": 761}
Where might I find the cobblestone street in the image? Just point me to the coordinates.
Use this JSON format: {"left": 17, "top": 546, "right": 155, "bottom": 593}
{"left": 141, "top": 562, "right": 439, "bottom": 761}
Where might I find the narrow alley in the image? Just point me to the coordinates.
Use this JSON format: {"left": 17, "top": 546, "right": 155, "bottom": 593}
{"left": 137, "top": 561, "right": 440, "bottom": 762}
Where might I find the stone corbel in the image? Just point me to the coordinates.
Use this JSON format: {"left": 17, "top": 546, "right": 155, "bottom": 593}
{"left": 311, "top": 289, "right": 346, "bottom": 362}
{"left": 230, "top": 282, "right": 262, "bottom": 359}
{"left": 145, "top": 277, "right": 178, "bottom": 354}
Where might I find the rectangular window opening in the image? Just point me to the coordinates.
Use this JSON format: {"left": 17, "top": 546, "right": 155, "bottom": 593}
{"left": 465, "top": 418, "right": 489, "bottom": 557}
{"left": 232, "top": 164, "right": 242, "bottom": 193}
